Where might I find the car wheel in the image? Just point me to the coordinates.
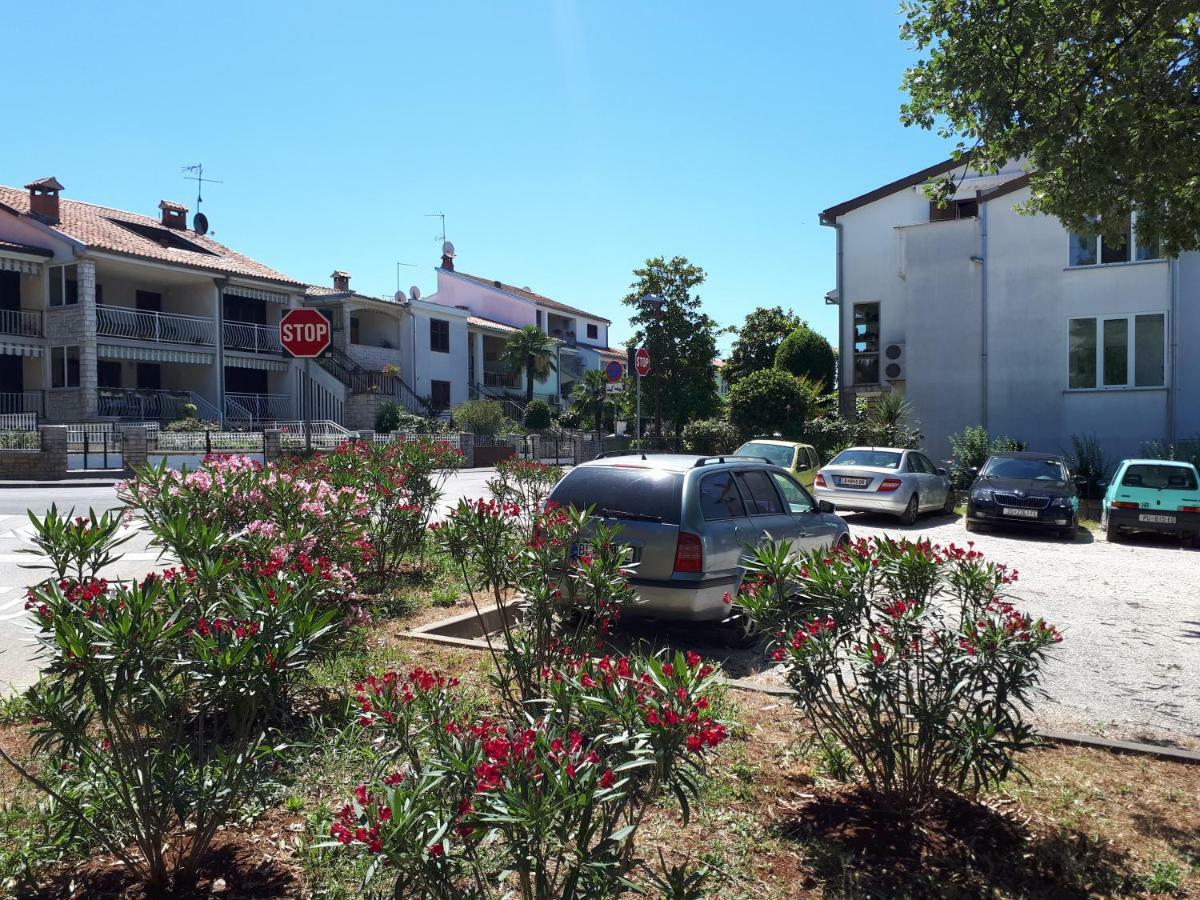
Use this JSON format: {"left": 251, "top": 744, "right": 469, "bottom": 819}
{"left": 717, "top": 610, "right": 758, "bottom": 649}
{"left": 964, "top": 517, "right": 980, "bottom": 533}
{"left": 1105, "top": 513, "right": 1121, "bottom": 543}
{"left": 1059, "top": 524, "right": 1076, "bottom": 540}
{"left": 942, "top": 488, "right": 957, "bottom": 516}
{"left": 899, "top": 494, "right": 919, "bottom": 526}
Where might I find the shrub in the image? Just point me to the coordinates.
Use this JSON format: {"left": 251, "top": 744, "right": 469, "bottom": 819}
{"left": 682, "top": 417, "right": 740, "bottom": 454}
{"left": 737, "top": 536, "right": 1060, "bottom": 814}
{"left": 1066, "top": 433, "right": 1109, "bottom": 499}
{"left": 1140, "top": 436, "right": 1200, "bottom": 469}
{"left": 375, "top": 400, "right": 403, "bottom": 433}
{"left": 728, "top": 369, "right": 816, "bottom": 439}
{"left": 376, "top": 403, "right": 446, "bottom": 435}
{"left": 452, "top": 399, "right": 505, "bottom": 437}
{"left": 774, "top": 324, "right": 836, "bottom": 390}
{"left": 523, "top": 399, "right": 552, "bottom": 430}
{"left": 856, "top": 392, "right": 923, "bottom": 449}
{"left": 162, "top": 417, "right": 220, "bottom": 433}
{"left": 486, "top": 458, "right": 563, "bottom": 532}
{"left": 947, "top": 425, "right": 1027, "bottom": 488}
{"left": 803, "top": 413, "right": 858, "bottom": 459}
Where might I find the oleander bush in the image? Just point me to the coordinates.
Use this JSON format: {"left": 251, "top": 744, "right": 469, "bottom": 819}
{"left": 737, "top": 535, "right": 1061, "bottom": 814}
{"left": 485, "top": 458, "right": 563, "bottom": 534}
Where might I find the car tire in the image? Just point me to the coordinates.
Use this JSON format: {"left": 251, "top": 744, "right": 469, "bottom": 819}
{"left": 1105, "top": 513, "right": 1121, "bottom": 544}
{"left": 964, "top": 517, "right": 980, "bottom": 533}
{"left": 716, "top": 610, "right": 758, "bottom": 649}
{"left": 899, "top": 494, "right": 919, "bottom": 526}
{"left": 942, "top": 488, "right": 957, "bottom": 516}
{"left": 1059, "top": 524, "right": 1076, "bottom": 540}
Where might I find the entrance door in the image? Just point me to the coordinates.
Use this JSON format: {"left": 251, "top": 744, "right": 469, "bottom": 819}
{"left": 0, "top": 271, "right": 20, "bottom": 312}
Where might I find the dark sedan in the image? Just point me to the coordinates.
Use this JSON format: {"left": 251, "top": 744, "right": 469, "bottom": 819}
{"left": 965, "top": 452, "right": 1079, "bottom": 539}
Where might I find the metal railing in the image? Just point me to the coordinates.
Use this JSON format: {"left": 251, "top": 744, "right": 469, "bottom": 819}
{"left": 223, "top": 320, "right": 283, "bottom": 353}
{"left": 153, "top": 430, "right": 265, "bottom": 452}
{"left": 317, "top": 346, "right": 431, "bottom": 416}
{"left": 68, "top": 429, "right": 122, "bottom": 470}
{"left": 225, "top": 393, "right": 293, "bottom": 424}
{"left": 97, "top": 306, "right": 217, "bottom": 346}
{"left": 0, "top": 308, "right": 42, "bottom": 338}
{"left": 0, "top": 391, "right": 44, "bottom": 418}
{"left": 277, "top": 421, "right": 354, "bottom": 451}
{"left": 484, "top": 369, "right": 522, "bottom": 389}
{"left": 97, "top": 389, "right": 211, "bottom": 422}
{"left": 0, "top": 412, "right": 38, "bottom": 431}
{"left": 0, "top": 430, "right": 39, "bottom": 451}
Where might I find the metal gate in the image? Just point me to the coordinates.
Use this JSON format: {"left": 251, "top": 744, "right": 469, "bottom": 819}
{"left": 67, "top": 426, "right": 124, "bottom": 470}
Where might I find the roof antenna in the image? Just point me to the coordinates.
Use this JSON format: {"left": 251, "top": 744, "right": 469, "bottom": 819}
{"left": 182, "top": 164, "right": 222, "bottom": 234}
{"left": 395, "top": 261, "right": 417, "bottom": 294}
{"left": 425, "top": 212, "right": 447, "bottom": 243}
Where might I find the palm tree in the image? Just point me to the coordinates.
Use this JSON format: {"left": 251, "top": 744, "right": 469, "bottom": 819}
{"left": 570, "top": 368, "right": 609, "bottom": 435}
{"left": 501, "top": 325, "right": 558, "bottom": 403}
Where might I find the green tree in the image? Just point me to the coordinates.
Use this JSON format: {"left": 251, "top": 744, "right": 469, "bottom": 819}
{"left": 501, "top": 325, "right": 558, "bottom": 403}
{"left": 452, "top": 399, "right": 506, "bottom": 437}
{"left": 523, "top": 399, "right": 552, "bottom": 431}
{"left": 774, "top": 325, "right": 836, "bottom": 390}
{"left": 623, "top": 257, "right": 725, "bottom": 436}
{"left": 569, "top": 368, "right": 609, "bottom": 435}
{"left": 725, "top": 306, "right": 802, "bottom": 385}
{"left": 900, "top": 1, "right": 1200, "bottom": 255}
{"left": 728, "top": 369, "right": 815, "bottom": 439}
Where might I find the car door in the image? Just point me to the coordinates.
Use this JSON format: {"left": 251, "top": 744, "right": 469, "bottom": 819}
{"left": 904, "top": 452, "right": 936, "bottom": 511}
{"left": 913, "top": 452, "right": 946, "bottom": 510}
{"left": 791, "top": 446, "right": 816, "bottom": 489}
{"left": 695, "top": 470, "right": 752, "bottom": 578}
{"left": 733, "top": 468, "right": 798, "bottom": 549}
{"left": 769, "top": 470, "right": 837, "bottom": 551}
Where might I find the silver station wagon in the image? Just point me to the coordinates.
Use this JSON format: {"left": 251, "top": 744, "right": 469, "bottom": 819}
{"left": 546, "top": 454, "right": 850, "bottom": 623}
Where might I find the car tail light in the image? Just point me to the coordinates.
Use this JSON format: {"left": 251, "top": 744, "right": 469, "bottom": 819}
{"left": 877, "top": 478, "right": 902, "bottom": 493}
{"left": 1110, "top": 501, "right": 1139, "bottom": 509}
{"left": 1179, "top": 505, "right": 1200, "bottom": 513}
{"left": 814, "top": 473, "right": 826, "bottom": 488}
{"left": 673, "top": 532, "right": 703, "bottom": 573}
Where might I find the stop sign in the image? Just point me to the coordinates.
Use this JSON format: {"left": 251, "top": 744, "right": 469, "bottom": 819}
{"left": 279, "top": 308, "right": 332, "bottom": 358}
{"left": 634, "top": 347, "right": 651, "bottom": 377}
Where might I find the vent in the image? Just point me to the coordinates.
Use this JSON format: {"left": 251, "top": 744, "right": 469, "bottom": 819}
{"left": 883, "top": 342, "right": 905, "bottom": 381}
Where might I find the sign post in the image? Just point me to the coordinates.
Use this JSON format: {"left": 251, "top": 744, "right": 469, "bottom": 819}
{"left": 279, "top": 308, "right": 333, "bottom": 454}
{"left": 632, "top": 348, "right": 650, "bottom": 448}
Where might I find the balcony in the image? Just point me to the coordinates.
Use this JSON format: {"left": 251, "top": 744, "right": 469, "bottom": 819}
{"left": 225, "top": 392, "right": 293, "bottom": 424}
{"left": 0, "top": 390, "right": 44, "bottom": 417}
{"left": 483, "top": 368, "right": 522, "bottom": 389}
{"left": 224, "top": 320, "right": 283, "bottom": 354}
{"left": 98, "top": 388, "right": 213, "bottom": 421}
{"left": 97, "top": 306, "right": 217, "bottom": 346}
{"left": 0, "top": 308, "right": 42, "bottom": 338}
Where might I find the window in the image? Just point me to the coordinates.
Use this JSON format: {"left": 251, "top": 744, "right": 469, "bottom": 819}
{"left": 981, "top": 456, "right": 1068, "bottom": 481}
{"left": 852, "top": 303, "right": 880, "bottom": 384}
{"left": 734, "top": 470, "right": 784, "bottom": 516}
{"left": 586, "top": 323, "right": 598, "bottom": 340}
{"left": 830, "top": 448, "right": 902, "bottom": 469}
{"left": 1068, "top": 214, "right": 1161, "bottom": 267}
{"left": 430, "top": 318, "right": 450, "bottom": 353}
{"left": 350, "top": 316, "right": 360, "bottom": 345}
{"left": 734, "top": 441, "right": 793, "bottom": 468}
{"left": 48, "top": 265, "right": 79, "bottom": 307}
{"left": 907, "top": 452, "right": 936, "bottom": 474}
{"left": 769, "top": 472, "right": 814, "bottom": 514}
{"left": 1121, "top": 464, "right": 1198, "bottom": 491}
{"left": 136, "top": 290, "right": 162, "bottom": 312}
{"left": 548, "top": 467, "right": 683, "bottom": 525}
{"left": 430, "top": 379, "right": 451, "bottom": 409}
{"left": 51, "top": 346, "right": 80, "bottom": 388}
{"left": 137, "top": 363, "right": 161, "bottom": 390}
{"left": 97, "top": 361, "right": 122, "bottom": 388}
{"left": 699, "top": 471, "right": 746, "bottom": 520}
{"left": 928, "top": 199, "right": 977, "bottom": 222}
{"left": 1067, "top": 313, "right": 1166, "bottom": 389}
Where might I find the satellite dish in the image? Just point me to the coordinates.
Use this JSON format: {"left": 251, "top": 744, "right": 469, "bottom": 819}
{"left": 441, "top": 241, "right": 455, "bottom": 257}
{"left": 193, "top": 212, "right": 209, "bottom": 235}
{"left": 409, "top": 286, "right": 422, "bottom": 301}
{"left": 394, "top": 290, "right": 406, "bottom": 303}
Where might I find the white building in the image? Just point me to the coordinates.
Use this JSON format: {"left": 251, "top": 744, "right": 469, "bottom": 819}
{"left": 820, "top": 158, "right": 1199, "bottom": 461}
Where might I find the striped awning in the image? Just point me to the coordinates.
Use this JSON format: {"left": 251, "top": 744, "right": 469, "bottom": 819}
{"left": 0, "top": 256, "right": 42, "bottom": 275}
{"left": 224, "top": 352, "right": 289, "bottom": 372}
{"left": 0, "top": 339, "right": 42, "bottom": 357}
{"left": 98, "top": 343, "right": 215, "bottom": 365}
{"left": 225, "top": 286, "right": 290, "bottom": 305}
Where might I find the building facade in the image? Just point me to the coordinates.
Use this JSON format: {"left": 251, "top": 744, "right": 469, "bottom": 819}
{"left": 820, "top": 159, "right": 1198, "bottom": 462}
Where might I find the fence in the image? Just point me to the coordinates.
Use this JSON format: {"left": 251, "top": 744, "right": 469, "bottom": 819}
{"left": 0, "top": 412, "right": 38, "bottom": 432}
{"left": 68, "top": 429, "right": 123, "bottom": 470}
{"left": 0, "top": 430, "right": 40, "bottom": 452}
{"left": 152, "top": 431, "right": 265, "bottom": 453}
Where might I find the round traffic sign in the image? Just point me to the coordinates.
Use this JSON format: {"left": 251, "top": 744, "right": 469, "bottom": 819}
{"left": 634, "top": 347, "right": 651, "bottom": 377}
{"left": 279, "top": 308, "right": 332, "bottom": 358}
{"left": 605, "top": 359, "right": 624, "bottom": 383}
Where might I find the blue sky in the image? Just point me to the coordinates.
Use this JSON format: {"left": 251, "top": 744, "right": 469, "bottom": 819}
{"left": 5, "top": 0, "right": 950, "bottom": 352}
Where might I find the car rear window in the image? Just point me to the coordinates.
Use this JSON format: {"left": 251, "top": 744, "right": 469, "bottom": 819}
{"left": 735, "top": 442, "right": 792, "bottom": 468}
{"left": 1121, "top": 464, "right": 1199, "bottom": 491}
{"left": 548, "top": 466, "right": 683, "bottom": 524}
{"left": 698, "top": 471, "right": 746, "bottom": 520}
{"left": 830, "top": 449, "right": 902, "bottom": 469}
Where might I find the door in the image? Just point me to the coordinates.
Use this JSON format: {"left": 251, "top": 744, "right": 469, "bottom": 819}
{"left": 791, "top": 446, "right": 815, "bottom": 489}
{"left": 136, "top": 290, "right": 163, "bottom": 312}
{"left": 909, "top": 452, "right": 946, "bottom": 510}
{"left": 770, "top": 470, "right": 837, "bottom": 551}
{"left": 0, "top": 271, "right": 20, "bottom": 312}
{"left": 733, "top": 468, "right": 799, "bottom": 548}
{"left": 696, "top": 470, "right": 752, "bottom": 577}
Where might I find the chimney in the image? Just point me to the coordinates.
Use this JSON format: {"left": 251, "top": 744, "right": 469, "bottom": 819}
{"left": 158, "top": 200, "right": 188, "bottom": 230}
{"left": 331, "top": 270, "right": 351, "bottom": 292}
{"left": 25, "top": 177, "right": 64, "bottom": 225}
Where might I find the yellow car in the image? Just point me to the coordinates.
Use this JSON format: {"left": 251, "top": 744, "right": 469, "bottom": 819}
{"left": 733, "top": 440, "right": 822, "bottom": 489}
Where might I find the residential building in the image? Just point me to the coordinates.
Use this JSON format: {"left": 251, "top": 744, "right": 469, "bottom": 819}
{"left": 820, "top": 158, "right": 1198, "bottom": 461}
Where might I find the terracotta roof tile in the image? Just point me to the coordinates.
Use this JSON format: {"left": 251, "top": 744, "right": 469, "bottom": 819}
{"left": 0, "top": 184, "right": 302, "bottom": 286}
{"left": 467, "top": 314, "right": 519, "bottom": 334}
{"left": 449, "top": 269, "right": 610, "bottom": 323}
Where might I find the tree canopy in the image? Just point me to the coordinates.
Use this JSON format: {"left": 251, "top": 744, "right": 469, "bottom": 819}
{"left": 724, "top": 306, "right": 803, "bottom": 386}
{"left": 501, "top": 325, "right": 558, "bottom": 403}
{"left": 728, "top": 369, "right": 816, "bottom": 439}
{"left": 900, "top": 0, "right": 1200, "bottom": 254}
{"left": 774, "top": 324, "right": 836, "bottom": 390}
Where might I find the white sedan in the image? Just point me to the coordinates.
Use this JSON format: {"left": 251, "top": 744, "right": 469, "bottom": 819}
{"left": 813, "top": 446, "right": 956, "bottom": 525}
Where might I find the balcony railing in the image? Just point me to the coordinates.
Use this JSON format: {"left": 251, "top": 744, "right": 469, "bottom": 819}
{"left": 97, "top": 306, "right": 217, "bottom": 346}
{"left": 223, "top": 320, "right": 282, "bottom": 354}
{"left": 98, "top": 388, "right": 210, "bottom": 421}
{"left": 225, "top": 393, "right": 293, "bottom": 424}
{"left": 0, "top": 390, "right": 44, "bottom": 417}
{"left": 483, "top": 368, "right": 522, "bottom": 389}
{"left": 0, "top": 308, "right": 42, "bottom": 338}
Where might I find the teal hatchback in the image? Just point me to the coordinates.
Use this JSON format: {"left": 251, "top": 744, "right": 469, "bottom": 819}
{"left": 1101, "top": 459, "right": 1200, "bottom": 546}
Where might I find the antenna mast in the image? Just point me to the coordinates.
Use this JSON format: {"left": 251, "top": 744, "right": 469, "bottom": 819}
{"left": 182, "top": 164, "right": 223, "bottom": 212}
{"left": 425, "top": 212, "right": 447, "bottom": 243}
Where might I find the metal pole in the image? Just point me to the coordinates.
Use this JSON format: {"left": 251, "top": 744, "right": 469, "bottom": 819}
{"left": 304, "top": 357, "right": 313, "bottom": 453}
{"left": 636, "top": 373, "right": 641, "bottom": 449}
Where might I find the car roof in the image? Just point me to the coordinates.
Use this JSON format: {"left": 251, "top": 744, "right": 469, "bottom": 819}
{"left": 579, "top": 453, "right": 773, "bottom": 473}
{"left": 1119, "top": 458, "right": 1199, "bottom": 468}
{"left": 835, "top": 446, "right": 912, "bottom": 454}
{"left": 738, "top": 438, "right": 812, "bottom": 448}
{"left": 987, "top": 451, "right": 1067, "bottom": 461}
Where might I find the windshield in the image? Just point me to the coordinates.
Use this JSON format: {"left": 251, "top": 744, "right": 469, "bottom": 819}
{"left": 735, "top": 442, "right": 793, "bottom": 468}
{"left": 829, "top": 449, "right": 902, "bottom": 469}
{"left": 547, "top": 466, "right": 683, "bottom": 524}
{"left": 1122, "top": 464, "right": 1199, "bottom": 491}
{"left": 981, "top": 457, "right": 1067, "bottom": 481}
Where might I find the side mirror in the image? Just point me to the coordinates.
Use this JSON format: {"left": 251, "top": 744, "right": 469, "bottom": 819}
{"left": 936, "top": 467, "right": 948, "bottom": 477}
{"left": 818, "top": 499, "right": 836, "bottom": 514}
{"left": 795, "top": 462, "right": 809, "bottom": 472}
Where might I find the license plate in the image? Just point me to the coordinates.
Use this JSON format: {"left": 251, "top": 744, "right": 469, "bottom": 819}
{"left": 1002, "top": 507, "right": 1039, "bottom": 519}
{"left": 573, "top": 542, "right": 641, "bottom": 562}
{"left": 1138, "top": 513, "right": 1176, "bottom": 524}
{"left": 839, "top": 477, "right": 869, "bottom": 487}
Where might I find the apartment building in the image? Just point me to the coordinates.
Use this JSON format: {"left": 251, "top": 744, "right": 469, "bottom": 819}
{"left": 820, "top": 158, "right": 1199, "bottom": 461}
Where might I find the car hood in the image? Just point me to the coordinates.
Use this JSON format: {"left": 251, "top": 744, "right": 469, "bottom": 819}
{"left": 972, "top": 475, "right": 1075, "bottom": 497}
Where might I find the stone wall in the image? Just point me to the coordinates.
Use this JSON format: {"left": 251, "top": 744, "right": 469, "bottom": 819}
{"left": 120, "top": 425, "right": 148, "bottom": 473}
{"left": 344, "top": 392, "right": 393, "bottom": 431}
{"left": 0, "top": 426, "right": 68, "bottom": 480}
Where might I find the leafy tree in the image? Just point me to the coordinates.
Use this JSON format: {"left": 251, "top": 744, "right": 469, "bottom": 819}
{"left": 728, "top": 369, "right": 815, "bottom": 439}
{"left": 523, "top": 399, "right": 552, "bottom": 431}
{"left": 452, "top": 399, "right": 506, "bottom": 437}
{"left": 682, "top": 417, "right": 741, "bottom": 454}
{"left": 725, "top": 306, "right": 802, "bottom": 385}
{"left": 774, "top": 325, "right": 836, "bottom": 390}
{"left": 501, "top": 325, "right": 558, "bottom": 403}
{"left": 569, "top": 368, "right": 609, "bottom": 435}
{"left": 623, "top": 257, "right": 725, "bottom": 436}
{"left": 900, "top": 1, "right": 1200, "bottom": 254}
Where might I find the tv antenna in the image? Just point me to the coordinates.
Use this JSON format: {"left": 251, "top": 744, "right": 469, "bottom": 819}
{"left": 396, "top": 261, "right": 417, "bottom": 293}
{"left": 425, "top": 212, "right": 447, "bottom": 243}
{"left": 182, "top": 164, "right": 223, "bottom": 212}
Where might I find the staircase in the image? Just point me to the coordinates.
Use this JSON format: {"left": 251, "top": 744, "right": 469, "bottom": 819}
{"left": 318, "top": 347, "right": 432, "bottom": 416}
{"left": 469, "top": 382, "right": 525, "bottom": 422}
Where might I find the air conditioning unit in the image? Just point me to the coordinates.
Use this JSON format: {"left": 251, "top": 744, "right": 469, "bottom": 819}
{"left": 882, "top": 342, "right": 905, "bottom": 382}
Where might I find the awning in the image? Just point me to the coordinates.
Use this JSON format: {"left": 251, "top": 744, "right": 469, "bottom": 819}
{"left": 0, "top": 256, "right": 42, "bottom": 275}
{"left": 224, "top": 352, "right": 289, "bottom": 372}
{"left": 0, "top": 340, "right": 43, "bottom": 357}
{"left": 225, "top": 286, "right": 290, "bottom": 305}
{"left": 98, "top": 343, "right": 215, "bottom": 365}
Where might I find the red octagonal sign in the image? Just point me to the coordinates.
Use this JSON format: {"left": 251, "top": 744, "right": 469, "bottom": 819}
{"left": 634, "top": 347, "right": 651, "bottom": 377}
{"left": 279, "top": 308, "right": 332, "bottom": 358}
